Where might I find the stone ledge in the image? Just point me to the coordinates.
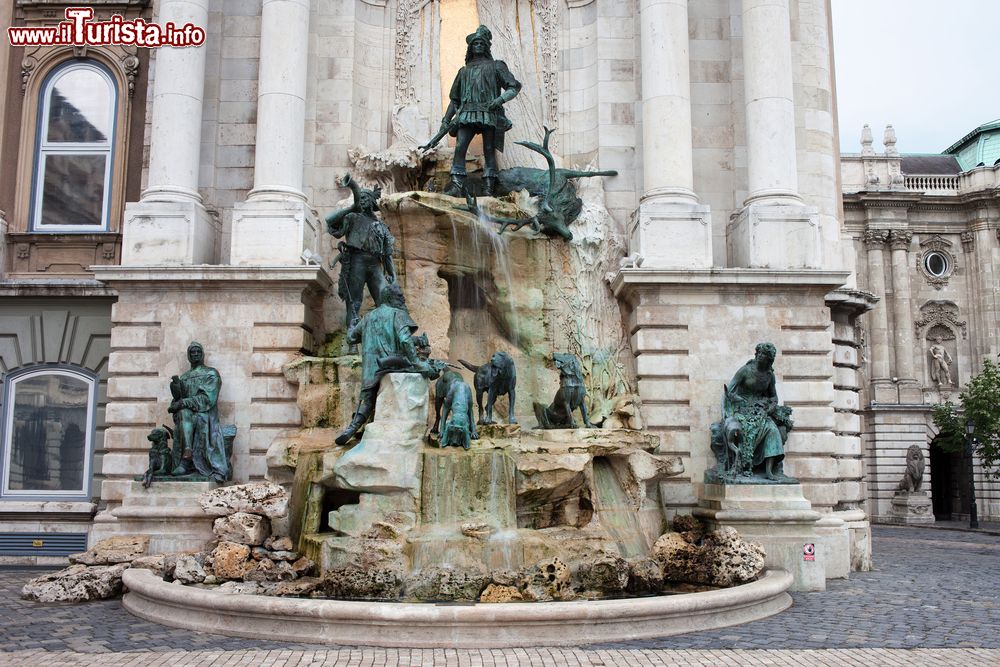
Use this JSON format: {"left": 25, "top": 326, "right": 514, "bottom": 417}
{"left": 610, "top": 268, "right": 850, "bottom": 299}
{"left": 122, "top": 568, "right": 793, "bottom": 648}
{"left": 0, "top": 501, "right": 97, "bottom": 516}
{"left": 90, "top": 265, "right": 332, "bottom": 291}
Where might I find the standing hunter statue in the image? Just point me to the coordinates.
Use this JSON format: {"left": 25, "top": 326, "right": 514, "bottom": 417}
{"left": 325, "top": 173, "right": 397, "bottom": 329}
{"left": 421, "top": 24, "right": 522, "bottom": 197}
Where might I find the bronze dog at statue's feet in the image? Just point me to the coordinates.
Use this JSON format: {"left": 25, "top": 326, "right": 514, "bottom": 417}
{"left": 432, "top": 370, "right": 463, "bottom": 434}
{"left": 459, "top": 351, "right": 517, "bottom": 425}
{"left": 533, "top": 352, "right": 594, "bottom": 429}
{"left": 439, "top": 378, "right": 478, "bottom": 450}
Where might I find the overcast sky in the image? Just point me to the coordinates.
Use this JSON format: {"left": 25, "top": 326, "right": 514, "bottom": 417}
{"left": 831, "top": 0, "right": 1000, "bottom": 154}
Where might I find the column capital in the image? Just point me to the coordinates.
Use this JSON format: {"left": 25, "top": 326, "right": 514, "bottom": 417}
{"left": 862, "top": 229, "right": 889, "bottom": 249}
{"left": 888, "top": 230, "right": 912, "bottom": 251}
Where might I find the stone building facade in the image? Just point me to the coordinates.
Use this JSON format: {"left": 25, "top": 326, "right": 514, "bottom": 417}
{"left": 843, "top": 122, "right": 1000, "bottom": 525}
{"left": 0, "top": 0, "right": 960, "bottom": 582}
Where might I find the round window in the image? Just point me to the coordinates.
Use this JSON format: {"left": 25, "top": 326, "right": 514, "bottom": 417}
{"left": 924, "top": 251, "right": 949, "bottom": 277}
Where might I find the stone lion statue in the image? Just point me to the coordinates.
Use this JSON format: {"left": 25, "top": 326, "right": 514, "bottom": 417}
{"left": 896, "top": 445, "right": 925, "bottom": 493}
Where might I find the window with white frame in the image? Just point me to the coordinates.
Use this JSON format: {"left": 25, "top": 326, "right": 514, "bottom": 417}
{"left": 31, "top": 61, "right": 117, "bottom": 232}
{"left": 2, "top": 367, "right": 96, "bottom": 498}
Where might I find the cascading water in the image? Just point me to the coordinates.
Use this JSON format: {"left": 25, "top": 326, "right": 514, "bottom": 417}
{"left": 411, "top": 447, "right": 521, "bottom": 570}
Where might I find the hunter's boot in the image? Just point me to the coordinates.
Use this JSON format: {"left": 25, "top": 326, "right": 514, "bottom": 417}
{"left": 483, "top": 176, "right": 497, "bottom": 197}
{"left": 335, "top": 403, "right": 372, "bottom": 446}
{"left": 443, "top": 172, "right": 466, "bottom": 197}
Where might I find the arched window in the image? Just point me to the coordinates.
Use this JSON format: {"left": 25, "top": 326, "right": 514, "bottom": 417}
{"left": 31, "top": 60, "right": 117, "bottom": 232}
{"left": 1, "top": 367, "right": 96, "bottom": 499}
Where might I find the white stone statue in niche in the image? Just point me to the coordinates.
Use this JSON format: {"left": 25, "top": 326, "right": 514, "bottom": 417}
{"left": 928, "top": 336, "right": 953, "bottom": 386}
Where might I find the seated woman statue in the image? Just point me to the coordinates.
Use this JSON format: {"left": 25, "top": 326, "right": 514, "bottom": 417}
{"left": 721, "top": 342, "right": 795, "bottom": 482}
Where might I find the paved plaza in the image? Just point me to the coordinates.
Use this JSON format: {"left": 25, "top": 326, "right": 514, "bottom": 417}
{"left": 0, "top": 525, "right": 997, "bottom": 665}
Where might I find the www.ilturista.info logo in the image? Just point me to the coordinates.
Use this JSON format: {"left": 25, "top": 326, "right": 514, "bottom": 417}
{"left": 7, "top": 7, "right": 206, "bottom": 47}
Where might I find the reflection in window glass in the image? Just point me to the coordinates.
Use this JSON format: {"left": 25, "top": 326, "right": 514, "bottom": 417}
{"left": 924, "top": 252, "right": 949, "bottom": 277}
{"left": 38, "top": 154, "right": 106, "bottom": 227}
{"left": 33, "top": 61, "right": 115, "bottom": 231}
{"left": 45, "top": 68, "right": 110, "bottom": 143}
{"left": 5, "top": 372, "right": 91, "bottom": 494}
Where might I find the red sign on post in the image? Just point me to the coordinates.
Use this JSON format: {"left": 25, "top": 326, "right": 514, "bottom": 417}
{"left": 803, "top": 543, "right": 815, "bottom": 561}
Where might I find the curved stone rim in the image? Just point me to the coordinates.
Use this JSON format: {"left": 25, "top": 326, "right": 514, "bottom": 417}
{"left": 122, "top": 568, "right": 793, "bottom": 648}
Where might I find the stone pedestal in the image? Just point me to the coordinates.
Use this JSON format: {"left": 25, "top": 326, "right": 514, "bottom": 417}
{"left": 89, "top": 481, "right": 216, "bottom": 554}
{"left": 121, "top": 200, "right": 219, "bottom": 265}
{"left": 630, "top": 200, "right": 713, "bottom": 269}
{"left": 727, "top": 203, "right": 821, "bottom": 269}
{"left": 695, "top": 483, "right": 825, "bottom": 591}
{"left": 230, "top": 200, "right": 320, "bottom": 265}
{"left": 888, "top": 491, "right": 934, "bottom": 525}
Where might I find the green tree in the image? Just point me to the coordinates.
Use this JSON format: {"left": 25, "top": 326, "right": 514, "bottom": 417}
{"left": 932, "top": 355, "right": 1000, "bottom": 479}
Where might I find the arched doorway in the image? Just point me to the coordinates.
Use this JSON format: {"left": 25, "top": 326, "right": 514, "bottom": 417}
{"left": 929, "top": 434, "right": 969, "bottom": 520}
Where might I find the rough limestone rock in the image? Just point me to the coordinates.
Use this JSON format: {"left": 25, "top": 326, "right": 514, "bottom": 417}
{"left": 173, "top": 554, "right": 209, "bottom": 584}
{"left": 21, "top": 563, "right": 129, "bottom": 602}
{"left": 653, "top": 526, "right": 765, "bottom": 587}
{"left": 573, "top": 554, "right": 629, "bottom": 595}
{"left": 272, "top": 577, "right": 322, "bottom": 597}
{"left": 200, "top": 482, "right": 288, "bottom": 518}
{"left": 520, "top": 557, "right": 572, "bottom": 601}
{"left": 218, "top": 581, "right": 274, "bottom": 595}
{"left": 479, "top": 584, "right": 523, "bottom": 603}
{"left": 68, "top": 535, "right": 149, "bottom": 565}
{"left": 320, "top": 563, "right": 404, "bottom": 600}
{"left": 702, "top": 526, "right": 766, "bottom": 587}
{"left": 266, "top": 536, "right": 295, "bottom": 552}
{"left": 130, "top": 554, "right": 168, "bottom": 576}
{"left": 214, "top": 512, "right": 271, "bottom": 546}
{"left": 244, "top": 558, "right": 296, "bottom": 583}
{"left": 627, "top": 556, "right": 665, "bottom": 595}
{"left": 291, "top": 556, "right": 316, "bottom": 577}
{"left": 362, "top": 522, "right": 403, "bottom": 541}
{"left": 514, "top": 453, "right": 590, "bottom": 529}
{"left": 252, "top": 546, "right": 299, "bottom": 562}
{"left": 672, "top": 514, "right": 705, "bottom": 542}
{"left": 211, "top": 542, "right": 251, "bottom": 580}
{"left": 403, "top": 565, "right": 489, "bottom": 602}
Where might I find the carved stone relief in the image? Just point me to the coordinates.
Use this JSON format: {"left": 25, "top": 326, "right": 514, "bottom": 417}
{"left": 914, "top": 300, "right": 967, "bottom": 339}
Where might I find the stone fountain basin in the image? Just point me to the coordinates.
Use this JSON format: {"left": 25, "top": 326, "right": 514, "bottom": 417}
{"left": 122, "top": 568, "right": 792, "bottom": 648}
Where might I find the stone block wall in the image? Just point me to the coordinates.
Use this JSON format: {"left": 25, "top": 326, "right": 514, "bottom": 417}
{"left": 93, "top": 268, "right": 328, "bottom": 514}
{"left": 615, "top": 270, "right": 849, "bottom": 517}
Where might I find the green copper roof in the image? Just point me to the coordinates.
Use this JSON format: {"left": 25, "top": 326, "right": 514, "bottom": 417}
{"left": 944, "top": 119, "right": 1000, "bottom": 171}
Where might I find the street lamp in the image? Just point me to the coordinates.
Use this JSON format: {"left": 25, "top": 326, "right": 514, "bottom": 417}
{"left": 965, "top": 418, "right": 979, "bottom": 529}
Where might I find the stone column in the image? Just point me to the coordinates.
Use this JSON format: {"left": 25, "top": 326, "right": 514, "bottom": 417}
{"left": 121, "top": 0, "right": 218, "bottom": 265}
{"left": 888, "top": 230, "right": 919, "bottom": 398}
{"left": 727, "top": 0, "right": 821, "bottom": 269}
{"left": 629, "top": 0, "right": 712, "bottom": 270}
{"left": 863, "top": 229, "right": 891, "bottom": 382}
{"left": 231, "top": 0, "right": 320, "bottom": 265}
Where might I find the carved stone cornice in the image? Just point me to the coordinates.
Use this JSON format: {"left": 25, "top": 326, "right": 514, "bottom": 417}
{"left": 862, "top": 229, "right": 889, "bottom": 249}
{"left": 888, "top": 230, "right": 912, "bottom": 251}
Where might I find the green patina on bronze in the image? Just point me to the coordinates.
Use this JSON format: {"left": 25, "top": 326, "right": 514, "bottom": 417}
{"left": 139, "top": 342, "right": 234, "bottom": 486}
{"left": 707, "top": 343, "right": 797, "bottom": 485}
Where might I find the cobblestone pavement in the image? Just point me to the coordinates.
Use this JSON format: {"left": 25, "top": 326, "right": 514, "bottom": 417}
{"left": 1, "top": 648, "right": 998, "bottom": 666}
{"left": 0, "top": 525, "right": 996, "bottom": 663}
